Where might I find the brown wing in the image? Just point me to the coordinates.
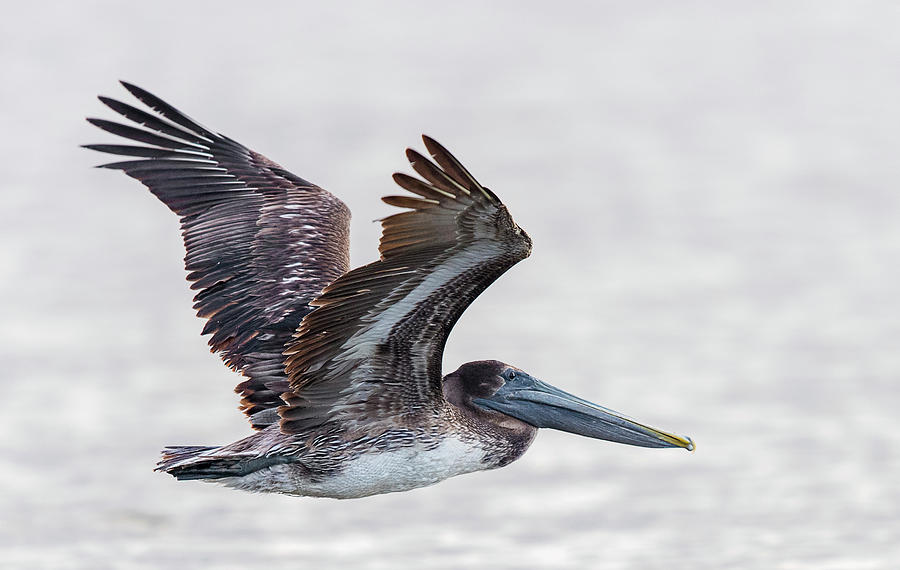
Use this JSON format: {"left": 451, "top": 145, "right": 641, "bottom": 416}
{"left": 85, "top": 82, "right": 350, "bottom": 429}
{"left": 280, "top": 136, "right": 532, "bottom": 434}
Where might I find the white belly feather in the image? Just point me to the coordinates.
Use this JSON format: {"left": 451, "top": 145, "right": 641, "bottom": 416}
{"left": 222, "top": 436, "right": 488, "bottom": 499}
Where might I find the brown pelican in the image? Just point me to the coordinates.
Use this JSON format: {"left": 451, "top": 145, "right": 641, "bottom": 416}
{"left": 85, "top": 82, "right": 693, "bottom": 499}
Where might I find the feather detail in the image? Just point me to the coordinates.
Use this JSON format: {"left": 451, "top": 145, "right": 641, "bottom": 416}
{"left": 86, "top": 83, "right": 351, "bottom": 429}
{"left": 280, "top": 136, "right": 531, "bottom": 434}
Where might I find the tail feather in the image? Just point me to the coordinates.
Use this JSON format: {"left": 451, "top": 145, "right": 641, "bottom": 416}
{"left": 157, "top": 445, "right": 284, "bottom": 480}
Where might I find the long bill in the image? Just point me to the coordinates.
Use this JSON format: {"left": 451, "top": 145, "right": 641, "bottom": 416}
{"left": 473, "top": 373, "right": 694, "bottom": 451}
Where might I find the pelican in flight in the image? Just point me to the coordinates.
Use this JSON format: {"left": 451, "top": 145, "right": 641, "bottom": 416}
{"left": 86, "top": 82, "right": 693, "bottom": 499}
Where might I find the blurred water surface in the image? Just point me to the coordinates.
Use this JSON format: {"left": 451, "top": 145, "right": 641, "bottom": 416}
{"left": 2, "top": 1, "right": 900, "bottom": 568}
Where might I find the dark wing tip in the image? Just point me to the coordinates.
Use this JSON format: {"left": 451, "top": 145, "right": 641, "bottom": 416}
{"left": 382, "top": 194, "right": 439, "bottom": 209}
{"left": 82, "top": 142, "right": 116, "bottom": 168}
{"left": 392, "top": 172, "right": 457, "bottom": 201}
{"left": 420, "top": 134, "right": 456, "bottom": 165}
{"left": 119, "top": 81, "right": 157, "bottom": 105}
{"left": 404, "top": 147, "right": 428, "bottom": 167}
{"left": 419, "top": 135, "right": 498, "bottom": 205}
{"left": 96, "top": 95, "right": 123, "bottom": 111}
{"left": 114, "top": 81, "right": 217, "bottom": 140}
{"left": 421, "top": 135, "right": 453, "bottom": 160}
{"left": 119, "top": 79, "right": 141, "bottom": 94}
{"left": 119, "top": 80, "right": 151, "bottom": 103}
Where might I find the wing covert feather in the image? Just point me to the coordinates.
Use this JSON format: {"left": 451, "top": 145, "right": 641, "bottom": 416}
{"left": 280, "top": 136, "right": 531, "bottom": 433}
{"left": 86, "top": 83, "right": 351, "bottom": 428}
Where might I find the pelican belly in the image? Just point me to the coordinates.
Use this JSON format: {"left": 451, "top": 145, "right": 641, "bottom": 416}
{"left": 222, "top": 436, "right": 487, "bottom": 499}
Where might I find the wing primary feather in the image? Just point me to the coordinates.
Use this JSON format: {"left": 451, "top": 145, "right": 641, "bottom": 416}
{"left": 82, "top": 144, "right": 213, "bottom": 159}
{"left": 391, "top": 173, "right": 457, "bottom": 200}
{"left": 381, "top": 195, "right": 440, "bottom": 208}
{"left": 98, "top": 96, "right": 213, "bottom": 145}
{"left": 405, "top": 148, "right": 472, "bottom": 196}
{"left": 86, "top": 118, "right": 206, "bottom": 150}
{"left": 119, "top": 81, "right": 218, "bottom": 140}
{"left": 421, "top": 135, "right": 497, "bottom": 203}
{"left": 279, "top": 135, "right": 529, "bottom": 433}
{"left": 86, "top": 82, "right": 352, "bottom": 431}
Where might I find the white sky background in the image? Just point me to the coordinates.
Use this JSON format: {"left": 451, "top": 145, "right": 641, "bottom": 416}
{"left": 2, "top": 2, "right": 900, "bottom": 568}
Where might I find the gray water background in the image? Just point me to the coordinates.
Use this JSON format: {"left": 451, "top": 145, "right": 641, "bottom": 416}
{"left": 2, "top": 1, "right": 899, "bottom": 568}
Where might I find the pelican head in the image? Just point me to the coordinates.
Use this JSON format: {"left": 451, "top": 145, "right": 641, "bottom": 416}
{"left": 445, "top": 360, "right": 694, "bottom": 451}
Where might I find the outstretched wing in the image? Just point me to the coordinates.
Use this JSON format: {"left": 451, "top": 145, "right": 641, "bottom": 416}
{"left": 85, "top": 82, "right": 351, "bottom": 429}
{"left": 280, "top": 136, "right": 532, "bottom": 434}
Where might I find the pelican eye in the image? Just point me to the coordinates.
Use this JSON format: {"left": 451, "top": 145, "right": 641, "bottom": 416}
{"left": 505, "top": 370, "right": 517, "bottom": 381}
